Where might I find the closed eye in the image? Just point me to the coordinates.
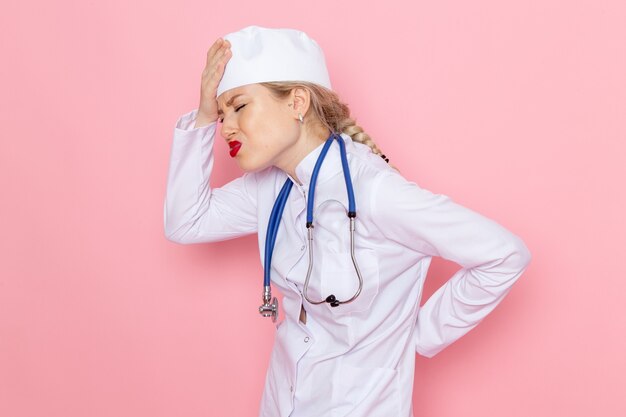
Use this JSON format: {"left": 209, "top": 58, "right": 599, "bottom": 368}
{"left": 218, "top": 104, "right": 246, "bottom": 123}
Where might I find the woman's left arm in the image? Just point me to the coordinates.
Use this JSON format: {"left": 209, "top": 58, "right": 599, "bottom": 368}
{"left": 371, "top": 170, "right": 532, "bottom": 358}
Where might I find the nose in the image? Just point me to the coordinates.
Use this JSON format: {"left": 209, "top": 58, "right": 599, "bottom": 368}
{"left": 220, "top": 117, "right": 237, "bottom": 141}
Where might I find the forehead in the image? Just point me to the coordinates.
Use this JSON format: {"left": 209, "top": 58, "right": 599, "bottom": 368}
{"left": 217, "top": 84, "right": 266, "bottom": 113}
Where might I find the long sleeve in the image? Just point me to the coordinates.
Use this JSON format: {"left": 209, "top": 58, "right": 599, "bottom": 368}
{"left": 371, "top": 170, "right": 532, "bottom": 358}
{"left": 163, "top": 108, "right": 258, "bottom": 244}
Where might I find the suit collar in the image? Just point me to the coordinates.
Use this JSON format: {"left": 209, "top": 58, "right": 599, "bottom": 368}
{"left": 285, "top": 133, "right": 353, "bottom": 188}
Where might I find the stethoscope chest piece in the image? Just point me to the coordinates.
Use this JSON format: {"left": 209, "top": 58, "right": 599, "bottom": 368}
{"left": 259, "top": 290, "right": 279, "bottom": 322}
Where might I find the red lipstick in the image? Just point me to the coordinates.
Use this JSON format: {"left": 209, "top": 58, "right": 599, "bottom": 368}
{"left": 229, "top": 141, "right": 241, "bottom": 157}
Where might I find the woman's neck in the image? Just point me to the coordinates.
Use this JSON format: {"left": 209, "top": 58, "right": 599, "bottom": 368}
{"left": 277, "top": 127, "right": 330, "bottom": 185}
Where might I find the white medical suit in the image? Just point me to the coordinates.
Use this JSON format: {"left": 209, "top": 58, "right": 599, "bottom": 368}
{"left": 163, "top": 108, "right": 532, "bottom": 417}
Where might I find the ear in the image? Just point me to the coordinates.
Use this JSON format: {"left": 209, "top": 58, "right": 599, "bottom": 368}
{"left": 289, "top": 87, "right": 311, "bottom": 120}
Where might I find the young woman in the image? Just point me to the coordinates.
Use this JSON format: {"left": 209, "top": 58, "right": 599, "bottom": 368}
{"left": 164, "top": 25, "right": 531, "bottom": 417}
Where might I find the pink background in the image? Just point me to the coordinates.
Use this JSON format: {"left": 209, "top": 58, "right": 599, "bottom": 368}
{"left": 1, "top": 0, "right": 624, "bottom": 416}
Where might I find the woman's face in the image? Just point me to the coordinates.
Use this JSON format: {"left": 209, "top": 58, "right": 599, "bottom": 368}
{"left": 217, "top": 83, "right": 301, "bottom": 172}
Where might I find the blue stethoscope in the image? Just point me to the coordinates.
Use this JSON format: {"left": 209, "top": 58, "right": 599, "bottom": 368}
{"left": 259, "top": 132, "right": 364, "bottom": 321}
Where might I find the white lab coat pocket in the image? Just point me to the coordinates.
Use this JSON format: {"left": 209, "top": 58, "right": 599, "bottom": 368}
{"left": 332, "top": 362, "right": 401, "bottom": 417}
{"left": 320, "top": 248, "right": 380, "bottom": 315}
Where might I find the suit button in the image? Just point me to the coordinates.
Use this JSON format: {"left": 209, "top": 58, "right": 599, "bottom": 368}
{"left": 300, "top": 245, "right": 305, "bottom": 251}
{"left": 304, "top": 336, "right": 310, "bottom": 343}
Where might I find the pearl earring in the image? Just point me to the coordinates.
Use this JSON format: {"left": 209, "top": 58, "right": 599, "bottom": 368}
{"left": 298, "top": 113, "right": 304, "bottom": 124}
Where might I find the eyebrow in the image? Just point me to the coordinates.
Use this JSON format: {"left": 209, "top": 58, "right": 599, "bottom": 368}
{"left": 217, "top": 94, "right": 244, "bottom": 117}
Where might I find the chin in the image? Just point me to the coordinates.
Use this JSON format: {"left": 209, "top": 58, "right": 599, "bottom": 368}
{"left": 236, "top": 158, "right": 269, "bottom": 173}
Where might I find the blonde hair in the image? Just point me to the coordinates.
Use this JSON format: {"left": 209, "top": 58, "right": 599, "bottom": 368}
{"left": 260, "top": 81, "right": 398, "bottom": 171}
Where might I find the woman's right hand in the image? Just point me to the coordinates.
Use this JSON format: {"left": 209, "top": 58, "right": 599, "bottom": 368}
{"left": 194, "top": 38, "right": 232, "bottom": 128}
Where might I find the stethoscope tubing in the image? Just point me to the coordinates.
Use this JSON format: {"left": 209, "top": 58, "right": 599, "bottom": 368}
{"left": 264, "top": 179, "right": 293, "bottom": 287}
{"left": 259, "top": 132, "right": 364, "bottom": 319}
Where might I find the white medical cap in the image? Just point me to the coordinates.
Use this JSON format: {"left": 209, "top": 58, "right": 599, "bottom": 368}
{"left": 217, "top": 25, "right": 332, "bottom": 97}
